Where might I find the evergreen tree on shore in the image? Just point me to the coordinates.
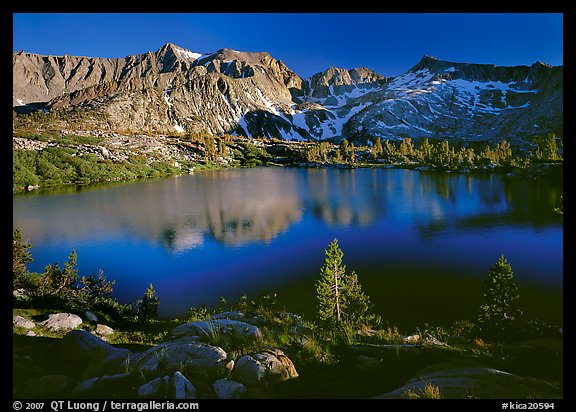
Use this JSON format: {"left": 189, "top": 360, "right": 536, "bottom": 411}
{"left": 316, "top": 239, "right": 380, "bottom": 336}
{"left": 476, "top": 255, "right": 522, "bottom": 338}
{"left": 137, "top": 283, "right": 160, "bottom": 320}
{"left": 13, "top": 228, "right": 33, "bottom": 288}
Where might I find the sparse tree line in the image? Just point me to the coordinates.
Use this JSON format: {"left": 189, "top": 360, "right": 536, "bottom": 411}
{"left": 314, "top": 239, "right": 538, "bottom": 342}
{"left": 13, "top": 228, "right": 159, "bottom": 321}
{"left": 13, "top": 105, "right": 562, "bottom": 192}
{"left": 303, "top": 133, "right": 562, "bottom": 170}
{"left": 13, "top": 228, "right": 560, "bottom": 343}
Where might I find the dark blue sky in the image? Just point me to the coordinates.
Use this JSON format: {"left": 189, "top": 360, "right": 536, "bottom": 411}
{"left": 13, "top": 13, "right": 563, "bottom": 78}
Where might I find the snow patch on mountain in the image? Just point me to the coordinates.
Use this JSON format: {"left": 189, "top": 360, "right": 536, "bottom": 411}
{"left": 173, "top": 46, "right": 202, "bottom": 60}
{"left": 388, "top": 69, "right": 436, "bottom": 90}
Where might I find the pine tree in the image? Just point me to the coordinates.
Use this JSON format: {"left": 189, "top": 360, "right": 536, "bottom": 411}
{"left": 341, "top": 270, "right": 381, "bottom": 330}
{"left": 316, "top": 239, "right": 380, "bottom": 335}
{"left": 476, "top": 255, "right": 522, "bottom": 338}
{"left": 534, "top": 133, "right": 560, "bottom": 161}
{"left": 383, "top": 139, "right": 396, "bottom": 158}
{"left": 339, "top": 139, "right": 349, "bottom": 161}
{"left": 317, "top": 239, "right": 346, "bottom": 329}
{"left": 418, "top": 138, "right": 432, "bottom": 163}
{"left": 371, "top": 137, "right": 383, "bottom": 159}
{"left": 13, "top": 228, "right": 33, "bottom": 288}
{"left": 349, "top": 143, "right": 356, "bottom": 164}
{"left": 137, "top": 283, "right": 160, "bottom": 320}
{"left": 399, "top": 137, "right": 415, "bottom": 159}
{"left": 38, "top": 250, "right": 79, "bottom": 299}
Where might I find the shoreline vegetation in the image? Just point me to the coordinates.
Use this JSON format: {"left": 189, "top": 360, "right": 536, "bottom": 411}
{"left": 13, "top": 231, "right": 563, "bottom": 399}
{"left": 13, "top": 110, "right": 562, "bottom": 194}
{"left": 13, "top": 113, "right": 563, "bottom": 399}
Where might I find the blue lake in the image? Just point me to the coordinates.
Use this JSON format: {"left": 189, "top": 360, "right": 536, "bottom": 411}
{"left": 12, "top": 167, "right": 563, "bottom": 330}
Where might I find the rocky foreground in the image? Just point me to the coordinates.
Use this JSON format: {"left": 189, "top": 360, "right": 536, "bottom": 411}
{"left": 13, "top": 310, "right": 563, "bottom": 399}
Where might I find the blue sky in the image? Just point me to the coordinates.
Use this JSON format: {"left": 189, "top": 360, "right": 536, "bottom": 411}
{"left": 12, "top": 13, "right": 563, "bottom": 78}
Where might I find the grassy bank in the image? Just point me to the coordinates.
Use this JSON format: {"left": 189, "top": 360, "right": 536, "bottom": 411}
{"left": 13, "top": 121, "right": 563, "bottom": 194}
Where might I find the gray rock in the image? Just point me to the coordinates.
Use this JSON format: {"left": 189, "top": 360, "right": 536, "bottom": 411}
{"left": 171, "top": 319, "right": 262, "bottom": 343}
{"left": 172, "top": 371, "right": 197, "bottom": 399}
{"left": 131, "top": 339, "right": 230, "bottom": 380}
{"left": 61, "top": 330, "right": 132, "bottom": 377}
{"left": 13, "top": 288, "right": 29, "bottom": 299}
{"left": 356, "top": 355, "right": 382, "bottom": 370}
{"left": 25, "top": 330, "right": 37, "bottom": 337}
{"left": 40, "top": 313, "right": 82, "bottom": 331}
{"left": 95, "top": 324, "right": 114, "bottom": 336}
{"left": 291, "top": 324, "right": 314, "bottom": 338}
{"left": 71, "top": 377, "right": 99, "bottom": 397}
{"left": 424, "top": 334, "right": 449, "bottom": 347}
{"left": 213, "top": 378, "right": 247, "bottom": 399}
{"left": 85, "top": 311, "right": 98, "bottom": 322}
{"left": 232, "top": 356, "right": 265, "bottom": 387}
{"left": 375, "top": 361, "right": 562, "bottom": 399}
{"left": 13, "top": 315, "right": 35, "bottom": 329}
{"left": 232, "top": 348, "right": 298, "bottom": 387}
{"left": 138, "top": 376, "right": 170, "bottom": 399}
{"left": 84, "top": 346, "right": 132, "bottom": 378}
{"left": 403, "top": 334, "right": 421, "bottom": 344}
{"left": 137, "top": 372, "right": 196, "bottom": 399}
{"left": 72, "top": 373, "right": 133, "bottom": 399}
{"left": 61, "top": 329, "right": 112, "bottom": 363}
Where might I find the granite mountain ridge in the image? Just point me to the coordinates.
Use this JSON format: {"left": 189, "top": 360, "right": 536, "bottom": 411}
{"left": 13, "top": 43, "right": 562, "bottom": 146}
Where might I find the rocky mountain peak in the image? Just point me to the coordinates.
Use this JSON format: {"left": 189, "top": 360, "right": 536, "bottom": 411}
{"left": 154, "top": 43, "right": 203, "bottom": 73}
{"left": 13, "top": 45, "right": 562, "bottom": 146}
{"left": 408, "top": 55, "right": 455, "bottom": 74}
{"left": 349, "top": 66, "right": 387, "bottom": 84}
{"left": 191, "top": 48, "right": 302, "bottom": 89}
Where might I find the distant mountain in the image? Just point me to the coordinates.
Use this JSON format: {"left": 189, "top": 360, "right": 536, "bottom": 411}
{"left": 13, "top": 43, "right": 562, "bottom": 146}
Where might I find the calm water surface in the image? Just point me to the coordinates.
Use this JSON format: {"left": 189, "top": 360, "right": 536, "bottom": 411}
{"left": 13, "top": 167, "right": 563, "bottom": 330}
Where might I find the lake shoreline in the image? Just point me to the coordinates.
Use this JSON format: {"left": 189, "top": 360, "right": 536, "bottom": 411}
{"left": 13, "top": 130, "right": 563, "bottom": 194}
{"left": 14, "top": 157, "right": 563, "bottom": 196}
{"left": 14, "top": 163, "right": 563, "bottom": 330}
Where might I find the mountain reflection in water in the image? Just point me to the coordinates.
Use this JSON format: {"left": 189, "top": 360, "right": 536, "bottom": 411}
{"left": 13, "top": 167, "right": 562, "bottom": 327}
{"left": 14, "top": 168, "right": 562, "bottom": 251}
